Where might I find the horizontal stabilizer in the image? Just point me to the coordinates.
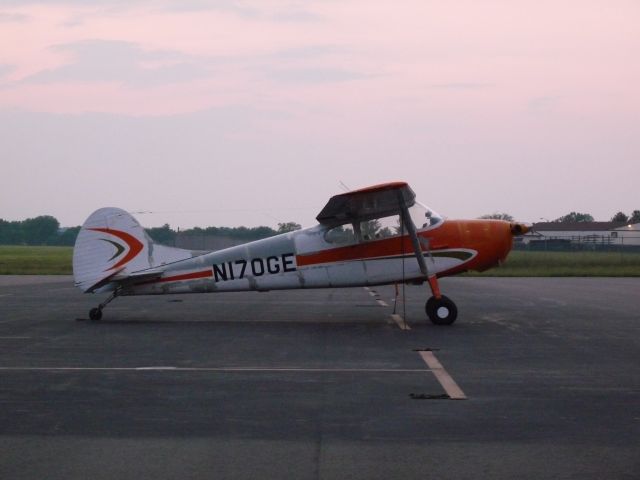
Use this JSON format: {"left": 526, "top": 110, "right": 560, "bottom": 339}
{"left": 73, "top": 207, "right": 201, "bottom": 293}
{"left": 112, "top": 268, "right": 164, "bottom": 283}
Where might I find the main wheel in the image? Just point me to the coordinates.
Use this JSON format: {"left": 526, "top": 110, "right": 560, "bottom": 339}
{"left": 89, "top": 307, "right": 102, "bottom": 321}
{"left": 425, "top": 295, "right": 457, "bottom": 325}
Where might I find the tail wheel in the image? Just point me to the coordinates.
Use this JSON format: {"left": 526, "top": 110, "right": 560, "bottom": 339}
{"left": 89, "top": 308, "right": 102, "bottom": 321}
{"left": 426, "top": 295, "right": 458, "bottom": 325}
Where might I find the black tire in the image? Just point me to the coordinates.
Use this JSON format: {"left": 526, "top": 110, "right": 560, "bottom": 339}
{"left": 89, "top": 308, "right": 102, "bottom": 321}
{"left": 425, "top": 295, "right": 457, "bottom": 325}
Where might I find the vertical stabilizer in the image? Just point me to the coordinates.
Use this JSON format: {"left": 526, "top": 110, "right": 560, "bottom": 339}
{"left": 73, "top": 208, "right": 152, "bottom": 292}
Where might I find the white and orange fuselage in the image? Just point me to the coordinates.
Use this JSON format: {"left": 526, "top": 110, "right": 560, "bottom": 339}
{"left": 73, "top": 182, "right": 530, "bottom": 323}
{"left": 73, "top": 206, "right": 518, "bottom": 297}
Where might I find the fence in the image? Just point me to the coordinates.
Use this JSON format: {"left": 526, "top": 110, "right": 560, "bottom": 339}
{"left": 515, "top": 235, "right": 640, "bottom": 252}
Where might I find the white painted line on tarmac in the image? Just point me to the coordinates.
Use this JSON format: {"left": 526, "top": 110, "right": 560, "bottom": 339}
{"left": 0, "top": 366, "right": 431, "bottom": 373}
{"left": 390, "top": 314, "right": 411, "bottom": 330}
{"left": 136, "top": 366, "right": 177, "bottom": 371}
{"left": 368, "top": 291, "right": 377, "bottom": 297}
{"left": 418, "top": 351, "right": 466, "bottom": 400}
{"left": 376, "top": 299, "right": 389, "bottom": 307}
{"left": 0, "top": 294, "right": 14, "bottom": 297}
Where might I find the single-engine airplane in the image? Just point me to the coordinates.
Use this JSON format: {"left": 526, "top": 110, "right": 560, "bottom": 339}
{"left": 73, "top": 182, "right": 529, "bottom": 324}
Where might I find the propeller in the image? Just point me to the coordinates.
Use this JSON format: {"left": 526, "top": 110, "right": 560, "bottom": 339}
{"left": 510, "top": 223, "right": 532, "bottom": 236}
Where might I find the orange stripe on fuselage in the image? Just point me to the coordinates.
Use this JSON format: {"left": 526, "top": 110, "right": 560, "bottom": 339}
{"left": 296, "top": 220, "right": 514, "bottom": 276}
{"left": 137, "top": 270, "right": 213, "bottom": 286}
{"left": 296, "top": 235, "right": 414, "bottom": 267}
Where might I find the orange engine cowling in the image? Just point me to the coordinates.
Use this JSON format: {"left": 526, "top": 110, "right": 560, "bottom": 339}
{"left": 425, "top": 219, "right": 517, "bottom": 275}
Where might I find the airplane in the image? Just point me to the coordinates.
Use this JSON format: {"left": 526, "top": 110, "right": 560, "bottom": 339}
{"left": 73, "top": 182, "right": 530, "bottom": 324}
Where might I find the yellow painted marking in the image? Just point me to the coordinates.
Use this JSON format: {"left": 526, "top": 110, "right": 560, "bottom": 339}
{"left": 418, "top": 351, "right": 466, "bottom": 400}
{"left": 390, "top": 314, "right": 411, "bottom": 330}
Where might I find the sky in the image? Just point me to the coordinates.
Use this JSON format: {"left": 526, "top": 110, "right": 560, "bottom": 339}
{"left": 1, "top": 0, "right": 639, "bottom": 228}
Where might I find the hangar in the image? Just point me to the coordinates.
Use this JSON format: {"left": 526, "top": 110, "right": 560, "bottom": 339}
{"left": 522, "top": 222, "right": 640, "bottom": 248}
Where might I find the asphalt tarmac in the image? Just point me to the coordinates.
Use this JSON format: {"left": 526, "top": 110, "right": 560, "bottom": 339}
{"left": 0, "top": 276, "right": 638, "bottom": 479}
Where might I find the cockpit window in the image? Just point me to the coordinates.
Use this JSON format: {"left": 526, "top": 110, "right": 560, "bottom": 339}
{"left": 409, "top": 202, "right": 442, "bottom": 229}
{"left": 323, "top": 203, "right": 442, "bottom": 245}
{"left": 359, "top": 215, "right": 401, "bottom": 241}
{"left": 324, "top": 224, "right": 357, "bottom": 245}
{"left": 325, "top": 215, "right": 402, "bottom": 244}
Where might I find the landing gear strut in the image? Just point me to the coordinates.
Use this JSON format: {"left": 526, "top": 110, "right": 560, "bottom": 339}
{"left": 396, "top": 196, "right": 458, "bottom": 325}
{"left": 425, "top": 275, "right": 457, "bottom": 325}
{"left": 88, "top": 288, "right": 120, "bottom": 321}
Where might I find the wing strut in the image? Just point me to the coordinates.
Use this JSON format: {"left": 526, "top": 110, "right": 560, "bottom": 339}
{"left": 398, "top": 196, "right": 443, "bottom": 300}
{"left": 397, "top": 193, "right": 429, "bottom": 277}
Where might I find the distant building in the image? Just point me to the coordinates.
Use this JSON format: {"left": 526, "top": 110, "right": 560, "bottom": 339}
{"left": 522, "top": 222, "right": 640, "bottom": 247}
{"left": 174, "top": 233, "right": 246, "bottom": 251}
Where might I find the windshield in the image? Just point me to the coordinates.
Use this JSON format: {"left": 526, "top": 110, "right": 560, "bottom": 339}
{"left": 409, "top": 202, "right": 443, "bottom": 230}
{"left": 323, "top": 202, "right": 442, "bottom": 245}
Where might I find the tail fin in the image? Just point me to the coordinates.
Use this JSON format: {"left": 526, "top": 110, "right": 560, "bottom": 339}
{"left": 73, "top": 208, "right": 202, "bottom": 293}
{"left": 73, "top": 208, "right": 152, "bottom": 292}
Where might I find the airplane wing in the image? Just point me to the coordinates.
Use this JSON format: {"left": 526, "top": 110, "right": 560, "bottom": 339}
{"left": 317, "top": 181, "right": 430, "bottom": 277}
{"left": 316, "top": 182, "right": 416, "bottom": 226}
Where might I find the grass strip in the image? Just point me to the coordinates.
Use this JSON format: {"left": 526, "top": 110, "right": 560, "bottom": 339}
{"left": 467, "top": 250, "right": 640, "bottom": 277}
{"left": 0, "top": 246, "right": 639, "bottom": 277}
{"left": 0, "top": 246, "right": 73, "bottom": 275}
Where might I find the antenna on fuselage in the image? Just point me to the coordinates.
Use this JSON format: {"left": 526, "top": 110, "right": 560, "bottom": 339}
{"left": 338, "top": 181, "right": 351, "bottom": 192}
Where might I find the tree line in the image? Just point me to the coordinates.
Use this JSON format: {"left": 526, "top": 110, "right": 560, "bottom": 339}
{"left": 0, "top": 216, "right": 79, "bottom": 246}
{"left": 145, "top": 222, "right": 301, "bottom": 246}
{"left": 480, "top": 210, "right": 640, "bottom": 224}
{"left": 0, "top": 216, "right": 302, "bottom": 247}
{"left": 3, "top": 209, "right": 639, "bottom": 247}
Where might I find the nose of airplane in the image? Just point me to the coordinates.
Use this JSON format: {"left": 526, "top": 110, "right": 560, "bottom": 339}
{"left": 492, "top": 221, "right": 531, "bottom": 266}
{"left": 494, "top": 221, "right": 515, "bottom": 264}
{"left": 430, "top": 219, "right": 530, "bottom": 273}
{"left": 510, "top": 222, "right": 531, "bottom": 236}
{"left": 458, "top": 220, "right": 520, "bottom": 270}
{"left": 475, "top": 220, "right": 524, "bottom": 268}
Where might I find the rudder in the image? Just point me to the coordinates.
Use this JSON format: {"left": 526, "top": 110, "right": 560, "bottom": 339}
{"left": 73, "top": 208, "right": 152, "bottom": 292}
